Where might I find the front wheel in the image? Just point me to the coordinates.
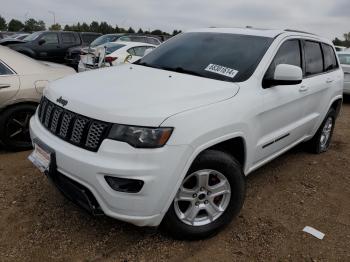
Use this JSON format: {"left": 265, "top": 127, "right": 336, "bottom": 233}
{"left": 161, "top": 150, "right": 245, "bottom": 240}
{"left": 0, "top": 104, "right": 37, "bottom": 151}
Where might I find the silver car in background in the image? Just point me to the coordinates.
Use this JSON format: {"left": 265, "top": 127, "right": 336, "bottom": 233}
{"left": 337, "top": 51, "right": 350, "bottom": 94}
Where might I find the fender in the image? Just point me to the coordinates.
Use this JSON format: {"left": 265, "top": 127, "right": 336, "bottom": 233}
{"left": 160, "top": 132, "right": 248, "bottom": 216}
{"left": 12, "top": 46, "right": 36, "bottom": 58}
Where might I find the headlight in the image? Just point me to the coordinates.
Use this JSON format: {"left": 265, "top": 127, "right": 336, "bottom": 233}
{"left": 107, "top": 124, "right": 173, "bottom": 148}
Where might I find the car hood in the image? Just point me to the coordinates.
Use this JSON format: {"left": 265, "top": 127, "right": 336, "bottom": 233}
{"left": 45, "top": 64, "right": 240, "bottom": 126}
{"left": 0, "top": 39, "right": 26, "bottom": 46}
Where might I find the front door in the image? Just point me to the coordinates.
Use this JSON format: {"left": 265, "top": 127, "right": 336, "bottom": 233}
{"left": 254, "top": 39, "right": 306, "bottom": 164}
{"left": 35, "top": 32, "right": 61, "bottom": 61}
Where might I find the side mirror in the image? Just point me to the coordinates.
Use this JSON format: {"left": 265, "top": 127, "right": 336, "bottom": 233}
{"left": 38, "top": 39, "right": 46, "bottom": 45}
{"left": 124, "top": 54, "right": 132, "bottom": 63}
{"left": 263, "top": 64, "right": 302, "bottom": 88}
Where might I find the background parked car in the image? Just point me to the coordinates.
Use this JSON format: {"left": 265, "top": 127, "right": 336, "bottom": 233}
{"left": 6, "top": 31, "right": 88, "bottom": 63}
{"left": 0, "top": 33, "right": 30, "bottom": 45}
{"left": 65, "top": 32, "right": 102, "bottom": 69}
{"left": 80, "top": 33, "right": 162, "bottom": 56}
{"left": 0, "top": 31, "right": 16, "bottom": 40}
{"left": 0, "top": 46, "right": 75, "bottom": 150}
{"left": 78, "top": 41, "right": 156, "bottom": 72}
{"left": 117, "top": 35, "right": 161, "bottom": 45}
{"left": 337, "top": 51, "right": 350, "bottom": 94}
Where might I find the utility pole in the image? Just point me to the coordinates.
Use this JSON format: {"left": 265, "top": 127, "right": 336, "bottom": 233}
{"left": 48, "top": 11, "right": 56, "bottom": 24}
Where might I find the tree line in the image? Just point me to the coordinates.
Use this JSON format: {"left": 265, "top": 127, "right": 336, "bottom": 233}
{"left": 333, "top": 33, "right": 350, "bottom": 48}
{"left": 0, "top": 15, "right": 182, "bottom": 36}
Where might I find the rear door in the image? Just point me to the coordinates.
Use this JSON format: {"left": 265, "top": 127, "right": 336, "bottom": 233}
{"left": 0, "top": 61, "right": 20, "bottom": 106}
{"left": 300, "top": 41, "right": 341, "bottom": 135}
{"left": 255, "top": 39, "right": 306, "bottom": 163}
{"left": 60, "top": 32, "right": 80, "bottom": 57}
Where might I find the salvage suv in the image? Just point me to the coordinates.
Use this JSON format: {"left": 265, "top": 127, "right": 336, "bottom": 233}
{"left": 29, "top": 28, "right": 343, "bottom": 239}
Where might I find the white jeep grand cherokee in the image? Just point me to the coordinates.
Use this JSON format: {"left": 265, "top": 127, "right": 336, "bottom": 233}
{"left": 29, "top": 28, "right": 343, "bottom": 239}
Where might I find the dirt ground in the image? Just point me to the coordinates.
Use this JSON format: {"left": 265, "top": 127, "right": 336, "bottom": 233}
{"left": 0, "top": 99, "right": 349, "bottom": 262}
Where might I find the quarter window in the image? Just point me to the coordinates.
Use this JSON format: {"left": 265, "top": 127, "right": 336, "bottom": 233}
{"left": 322, "top": 44, "right": 338, "bottom": 71}
{"left": 264, "top": 40, "right": 302, "bottom": 80}
{"left": 304, "top": 41, "right": 323, "bottom": 76}
{"left": 62, "top": 33, "right": 77, "bottom": 44}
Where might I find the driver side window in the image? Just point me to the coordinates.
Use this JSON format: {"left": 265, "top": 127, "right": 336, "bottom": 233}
{"left": 264, "top": 40, "right": 302, "bottom": 81}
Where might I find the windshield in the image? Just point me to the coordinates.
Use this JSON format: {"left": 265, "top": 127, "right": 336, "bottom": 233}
{"left": 90, "top": 34, "right": 120, "bottom": 48}
{"left": 135, "top": 32, "right": 273, "bottom": 82}
{"left": 23, "top": 32, "right": 41, "bottom": 41}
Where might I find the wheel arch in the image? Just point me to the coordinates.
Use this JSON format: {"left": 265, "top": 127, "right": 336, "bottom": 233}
{"left": 329, "top": 97, "right": 343, "bottom": 118}
{"left": 0, "top": 100, "right": 39, "bottom": 114}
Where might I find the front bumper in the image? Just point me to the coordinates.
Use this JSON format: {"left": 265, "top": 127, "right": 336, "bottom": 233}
{"left": 30, "top": 114, "right": 193, "bottom": 226}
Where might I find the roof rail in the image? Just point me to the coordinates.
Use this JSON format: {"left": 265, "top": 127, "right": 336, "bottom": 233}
{"left": 284, "top": 29, "right": 317, "bottom": 35}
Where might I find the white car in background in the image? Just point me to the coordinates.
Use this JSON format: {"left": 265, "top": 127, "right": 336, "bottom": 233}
{"left": 0, "top": 46, "right": 75, "bottom": 150}
{"left": 78, "top": 41, "right": 156, "bottom": 72}
{"left": 337, "top": 51, "right": 350, "bottom": 94}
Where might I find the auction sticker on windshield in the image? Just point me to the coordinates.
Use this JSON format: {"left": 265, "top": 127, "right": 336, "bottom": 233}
{"left": 204, "top": 64, "right": 238, "bottom": 78}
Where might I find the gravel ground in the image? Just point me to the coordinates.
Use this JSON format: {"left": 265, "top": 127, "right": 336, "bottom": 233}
{"left": 0, "top": 98, "right": 349, "bottom": 262}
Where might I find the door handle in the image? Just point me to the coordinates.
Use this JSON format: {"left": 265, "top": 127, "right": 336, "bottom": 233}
{"left": 0, "top": 84, "right": 11, "bottom": 89}
{"left": 326, "top": 78, "right": 334, "bottom": 83}
{"left": 299, "top": 85, "right": 308, "bottom": 92}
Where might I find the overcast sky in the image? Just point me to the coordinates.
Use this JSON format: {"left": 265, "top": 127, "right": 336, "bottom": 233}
{"left": 3, "top": 0, "right": 349, "bottom": 39}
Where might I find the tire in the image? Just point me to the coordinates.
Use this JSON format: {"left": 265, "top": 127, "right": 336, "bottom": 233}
{"left": 306, "top": 108, "right": 336, "bottom": 154}
{"left": 161, "top": 150, "right": 246, "bottom": 240}
{"left": 0, "top": 104, "right": 37, "bottom": 151}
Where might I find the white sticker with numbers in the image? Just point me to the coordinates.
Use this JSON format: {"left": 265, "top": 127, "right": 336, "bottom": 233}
{"left": 204, "top": 64, "right": 238, "bottom": 78}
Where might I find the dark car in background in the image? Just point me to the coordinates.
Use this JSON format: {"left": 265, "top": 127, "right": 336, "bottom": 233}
{"left": 6, "top": 31, "right": 89, "bottom": 63}
{"left": 64, "top": 32, "right": 101, "bottom": 69}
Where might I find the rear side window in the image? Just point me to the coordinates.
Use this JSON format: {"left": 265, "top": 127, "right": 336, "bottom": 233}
{"left": 304, "top": 41, "right": 323, "bottom": 76}
{"left": 127, "top": 48, "right": 136, "bottom": 56}
{"left": 40, "top": 33, "right": 59, "bottom": 44}
{"left": 133, "top": 46, "right": 153, "bottom": 56}
{"left": 322, "top": 44, "right": 338, "bottom": 71}
{"left": 0, "top": 62, "right": 13, "bottom": 75}
{"left": 264, "top": 40, "right": 301, "bottom": 80}
{"left": 62, "top": 33, "right": 77, "bottom": 44}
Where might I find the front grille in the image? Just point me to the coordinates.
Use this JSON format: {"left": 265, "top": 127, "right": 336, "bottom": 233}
{"left": 38, "top": 97, "right": 111, "bottom": 152}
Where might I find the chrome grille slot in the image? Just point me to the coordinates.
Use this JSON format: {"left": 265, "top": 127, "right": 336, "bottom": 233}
{"left": 50, "top": 108, "right": 63, "bottom": 133}
{"left": 70, "top": 117, "right": 88, "bottom": 144}
{"left": 44, "top": 103, "right": 54, "bottom": 128}
{"left": 86, "top": 122, "right": 109, "bottom": 149}
{"left": 37, "top": 97, "right": 111, "bottom": 152}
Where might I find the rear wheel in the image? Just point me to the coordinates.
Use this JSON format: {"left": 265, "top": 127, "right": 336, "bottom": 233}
{"left": 0, "top": 104, "right": 37, "bottom": 150}
{"left": 307, "top": 108, "right": 336, "bottom": 154}
{"left": 161, "top": 150, "right": 245, "bottom": 239}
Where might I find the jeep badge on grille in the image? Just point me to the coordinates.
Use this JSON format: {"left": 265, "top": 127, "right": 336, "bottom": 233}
{"left": 56, "top": 96, "right": 68, "bottom": 107}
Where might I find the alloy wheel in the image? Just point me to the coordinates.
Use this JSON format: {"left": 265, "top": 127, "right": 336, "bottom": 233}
{"left": 174, "top": 169, "right": 231, "bottom": 226}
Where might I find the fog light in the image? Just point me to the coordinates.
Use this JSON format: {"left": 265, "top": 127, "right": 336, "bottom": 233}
{"left": 105, "top": 176, "right": 144, "bottom": 193}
